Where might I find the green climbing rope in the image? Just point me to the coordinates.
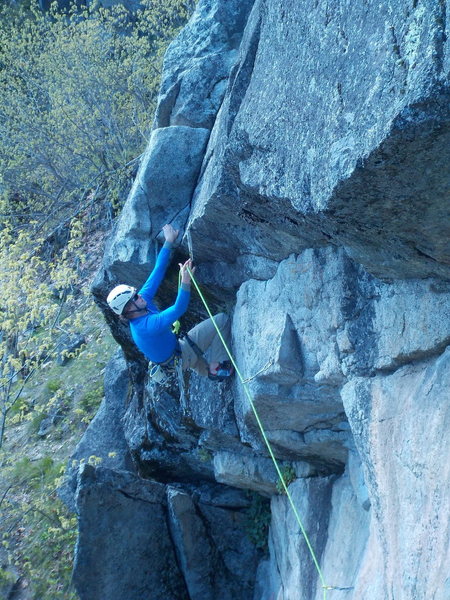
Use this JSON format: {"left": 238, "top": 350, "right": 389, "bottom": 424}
{"left": 187, "top": 267, "right": 333, "bottom": 599}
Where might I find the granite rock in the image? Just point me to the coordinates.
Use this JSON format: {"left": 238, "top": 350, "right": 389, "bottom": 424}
{"left": 71, "top": 0, "right": 450, "bottom": 598}
{"left": 155, "top": 0, "right": 255, "bottom": 129}
{"left": 341, "top": 348, "right": 450, "bottom": 600}
{"left": 167, "top": 486, "right": 259, "bottom": 600}
{"left": 187, "top": 0, "right": 450, "bottom": 280}
{"left": 213, "top": 451, "right": 313, "bottom": 496}
{"left": 73, "top": 465, "right": 188, "bottom": 600}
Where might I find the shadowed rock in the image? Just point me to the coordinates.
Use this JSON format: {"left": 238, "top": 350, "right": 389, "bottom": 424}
{"left": 73, "top": 466, "right": 189, "bottom": 600}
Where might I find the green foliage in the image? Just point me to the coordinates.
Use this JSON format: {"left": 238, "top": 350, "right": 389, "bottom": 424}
{"left": 1, "top": 454, "right": 78, "bottom": 600}
{"left": 0, "top": 567, "right": 16, "bottom": 587}
{"left": 78, "top": 381, "right": 104, "bottom": 414}
{"left": 1, "top": 300, "right": 117, "bottom": 599}
{"left": 0, "top": 0, "right": 191, "bottom": 229}
{"left": 46, "top": 380, "right": 62, "bottom": 394}
{"left": 9, "top": 396, "right": 32, "bottom": 418}
{"left": 276, "top": 464, "right": 297, "bottom": 494}
{"left": 0, "top": 0, "right": 195, "bottom": 595}
{"left": 9, "top": 456, "right": 59, "bottom": 488}
{"left": 244, "top": 493, "right": 271, "bottom": 553}
{"left": 0, "top": 0, "right": 193, "bottom": 449}
{"left": 198, "top": 447, "right": 213, "bottom": 463}
{"left": 28, "top": 410, "right": 47, "bottom": 434}
{"left": 0, "top": 216, "right": 87, "bottom": 447}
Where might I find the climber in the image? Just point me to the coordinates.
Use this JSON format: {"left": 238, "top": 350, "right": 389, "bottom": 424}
{"left": 106, "top": 223, "right": 234, "bottom": 381}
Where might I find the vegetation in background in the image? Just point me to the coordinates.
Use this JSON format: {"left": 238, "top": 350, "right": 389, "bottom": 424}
{"left": 276, "top": 464, "right": 297, "bottom": 494}
{"left": 0, "top": 0, "right": 193, "bottom": 444}
{"left": 244, "top": 493, "right": 271, "bottom": 553}
{"left": 0, "top": 214, "right": 86, "bottom": 448}
{"left": 0, "top": 0, "right": 193, "bottom": 441}
{"left": 0, "top": 0, "right": 192, "bottom": 231}
{"left": 0, "top": 0, "right": 194, "bottom": 596}
{"left": 1, "top": 456, "right": 78, "bottom": 600}
{"left": 1, "top": 301, "right": 117, "bottom": 599}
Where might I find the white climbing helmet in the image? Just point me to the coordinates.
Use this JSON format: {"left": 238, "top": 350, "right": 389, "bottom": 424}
{"left": 106, "top": 284, "right": 137, "bottom": 315}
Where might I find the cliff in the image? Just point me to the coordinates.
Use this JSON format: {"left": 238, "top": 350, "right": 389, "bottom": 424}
{"left": 65, "top": 1, "right": 450, "bottom": 599}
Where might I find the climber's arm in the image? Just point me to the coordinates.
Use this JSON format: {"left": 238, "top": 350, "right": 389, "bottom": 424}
{"left": 139, "top": 224, "right": 179, "bottom": 301}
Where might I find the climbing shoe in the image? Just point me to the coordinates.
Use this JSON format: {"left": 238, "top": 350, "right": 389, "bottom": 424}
{"left": 208, "top": 360, "right": 235, "bottom": 381}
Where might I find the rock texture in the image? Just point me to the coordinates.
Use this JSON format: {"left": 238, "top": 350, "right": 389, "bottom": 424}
{"left": 341, "top": 349, "right": 450, "bottom": 600}
{"left": 167, "top": 486, "right": 258, "bottom": 600}
{"left": 187, "top": 0, "right": 450, "bottom": 281}
{"left": 67, "top": 0, "right": 450, "bottom": 599}
{"left": 73, "top": 465, "right": 188, "bottom": 600}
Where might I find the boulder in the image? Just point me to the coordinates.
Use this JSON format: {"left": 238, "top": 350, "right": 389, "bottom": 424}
{"left": 167, "top": 486, "right": 259, "bottom": 600}
{"left": 73, "top": 465, "right": 188, "bottom": 600}
{"left": 187, "top": 0, "right": 450, "bottom": 281}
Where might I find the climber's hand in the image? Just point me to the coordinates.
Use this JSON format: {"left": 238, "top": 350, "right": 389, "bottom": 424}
{"left": 162, "top": 223, "right": 179, "bottom": 243}
{"left": 179, "top": 258, "right": 195, "bottom": 285}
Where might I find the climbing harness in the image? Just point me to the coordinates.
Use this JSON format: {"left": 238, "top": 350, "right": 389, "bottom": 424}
{"left": 148, "top": 317, "right": 188, "bottom": 384}
{"left": 186, "top": 266, "right": 338, "bottom": 599}
{"left": 149, "top": 327, "right": 210, "bottom": 385}
{"left": 183, "top": 332, "right": 209, "bottom": 366}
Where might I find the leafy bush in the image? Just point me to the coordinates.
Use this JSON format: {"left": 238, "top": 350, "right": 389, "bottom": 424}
{"left": 198, "top": 447, "right": 213, "bottom": 463}
{"left": 276, "top": 464, "right": 297, "bottom": 494}
{"left": 244, "top": 493, "right": 271, "bottom": 553}
{"left": 0, "top": 0, "right": 192, "bottom": 230}
{"left": 1, "top": 455, "right": 78, "bottom": 600}
{"left": 0, "top": 221, "right": 82, "bottom": 447}
{"left": 78, "top": 382, "right": 104, "bottom": 416}
{"left": 46, "top": 380, "right": 62, "bottom": 394}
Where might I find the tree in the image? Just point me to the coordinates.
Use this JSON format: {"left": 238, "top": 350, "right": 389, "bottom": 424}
{"left": 0, "top": 217, "right": 86, "bottom": 448}
{"left": 0, "top": 0, "right": 192, "bottom": 233}
{"left": 0, "top": 0, "right": 193, "bottom": 442}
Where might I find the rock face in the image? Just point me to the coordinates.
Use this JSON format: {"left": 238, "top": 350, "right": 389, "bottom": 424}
{"left": 341, "top": 349, "right": 450, "bottom": 600}
{"left": 187, "top": 0, "right": 450, "bottom": 281}
{"left": 68, "top": 1, "right": 450, "bottom": 599}
{"left": 73, "top": 465, "right": 188, "bottom": 600}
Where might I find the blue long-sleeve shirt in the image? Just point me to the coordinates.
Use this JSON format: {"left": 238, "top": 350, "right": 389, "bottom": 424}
{"left": 129, "top": 242, "right": 190, "bottom": 363}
